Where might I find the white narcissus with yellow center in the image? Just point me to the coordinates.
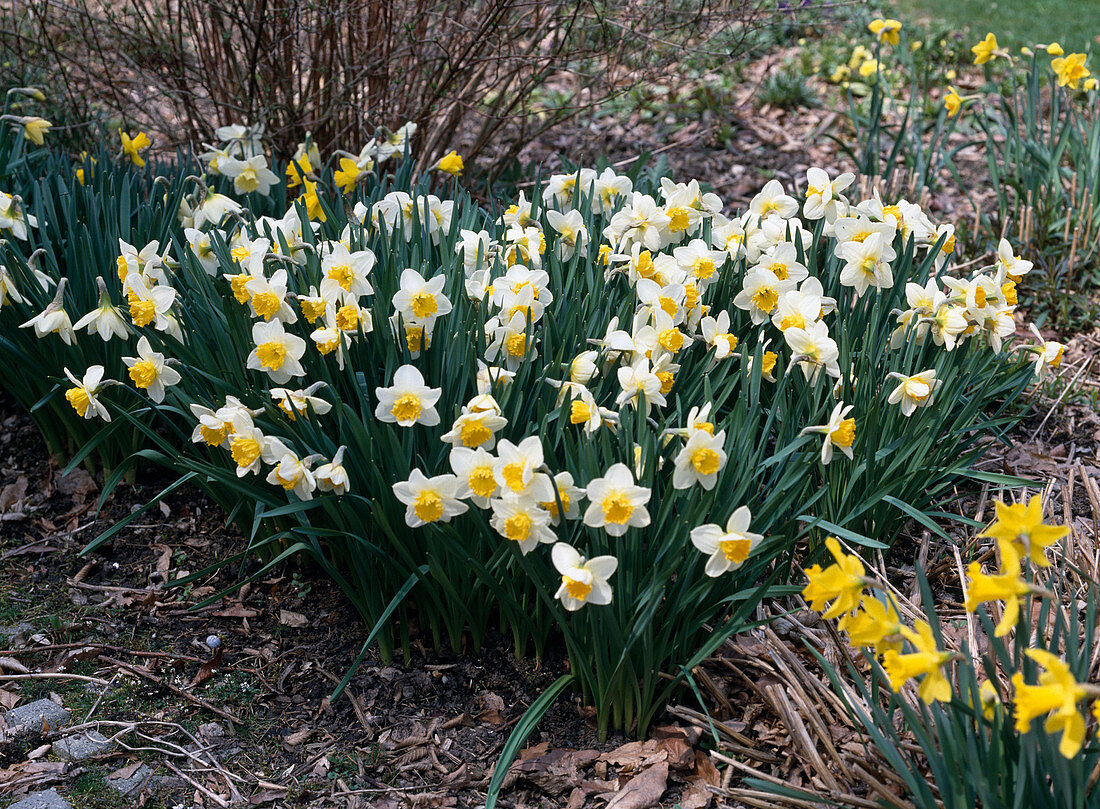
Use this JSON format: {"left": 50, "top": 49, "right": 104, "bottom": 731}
{"left": 374, "top": 364, "right": 441, "bottom": 428}
{"left": 320, "top": 242, "right": 375, "bottom": 301}
{"left": 583, "top": 462, "right": 651, "bottom": 537}
{"left": 800, "top": 402, "right": 856, "bottom": 465}
{"left": 784, "top": 320, "right": 841, "bottom": 381}
{"left": 552, "top": 543, "right": 618, "bottom": 611}
{"left": 266, "top": 451, "right": 318, "bottom": 501}
{"left": 315, "top": 446, "right": 351, "bottom": 495}
{"left": 123, "top": 336, "right": 181, "bottom": 403}
{"left": 690, "top": 506, "right": 764, "bottom": 577}
{"left": 392, "top": 469, "right": 468, "bottom": 528}
{"left": 449, "top": 446, "right": 500, "bottom": 508}
{"left": 492, "top": 436, "right": 553, "bottom": 500}
{"left": 392, "top": 268, "right": 452, "bottom": 328}
{"left": 63, "top": 365, "right": 111, "bottom": 422}
{"left": 490, "top": 494, "right": 555, "bottom": 554}
{"left": 672, "top": 428, "right": 727, "bottom": 490}
{"left": 887, "top": 370, "right": 940, "bottom": 417}
{"left": 247, "top": 319, "right": 306, "bottom": 384}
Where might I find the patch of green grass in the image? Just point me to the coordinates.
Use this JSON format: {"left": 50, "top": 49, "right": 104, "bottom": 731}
{"left": 891, "top": 0, "right": 1100, "bottom": 53}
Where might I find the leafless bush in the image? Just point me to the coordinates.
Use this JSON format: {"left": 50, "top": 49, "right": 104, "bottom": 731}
{"left": 2, "top": 0, "right": 771, "bottom": 173}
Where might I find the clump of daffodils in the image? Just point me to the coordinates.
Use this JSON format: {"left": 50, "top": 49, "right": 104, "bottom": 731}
{"left": 805, "top": 496, "right": 1100, "bottom": 759}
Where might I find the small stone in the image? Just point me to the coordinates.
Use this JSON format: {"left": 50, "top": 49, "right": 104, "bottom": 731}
{"left": 3, "top": 699, "right": 70, "bottom": 734}
{"left": 7, "top": 788, "right": 72, "bottom": 809}
{"left": 108, "top": 763, "right": 159, "bottom": 798}
{"left": 0, "top": 622, "right": 35, "bottom": 646}
{"left": 53, "top": 730, "right": 112, "bottom": 761}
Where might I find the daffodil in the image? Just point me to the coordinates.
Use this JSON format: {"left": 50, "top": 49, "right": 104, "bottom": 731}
{"left": 392, "top": 268, "right": 452, "bottom": 329}
{"left": 18, "top": 116, "right": 51, "bottom": 146}
{"left": 315, "top": 447, "right": 350, "bottom": 495}
{"left": 0, "top": 191, "right": 38, "bottom": 240}
{"left": 944, "top": 86, "right": 963, "bottom": 117}
{"left": 1052, "top": 53, "right": 1090, "bottom": 89}
{"left": 803, "top": 536, "right": 866, "bottom": 619}
{"left": 266, "top": 451, "right": 318, "bottom": 500}
{"left": 392, "top": 469, "right": 468, "bottom": 528}
{"left": 285, "top": 152, "right": 313, "bottom": 187}
{"left": 72, "top": 278, "right": 129, "bottom": 341}
{"left": 450, "top": 446, "right": 500, "bottom": 507}
{"left": 63, "top": 366, "right": 111, "bottom": 421}
{"left": 887, "top": 370, "right": 940, "bottom": 416}
{"left": 690, "top": 506, "right": 763, "bottom": 577}
{"left": 839, "top": 594, "right": 902, "bottom": 653}
{"left": 881, "top": 621, "right": 953, "bottom": 704}
{"left": 552, "top": 543, "right": 617, "bottom": 611}
{"left": 1012, "top": 650, "right": 1088, "bottom": 758}
{"left": 868, "top": 18, "right": 901, "bottom": 46}
{"left": 971, "top": 33, "right": 1001, "bottom": 65}
{"left": 800, "top": 402, "right": 856, "bottom": 464}
{"left": 246, "top": 319, "right": 307, "bottom": 384}
{"left": 270, "top": 382, "right": 332, "bottom": 419}
{"left": 979, "top": 496, "right": 1067, "bottom": 567}
{"left": 227, "top": 415, "right": 283, "bottom": 476}
{"left": 490, "top": 495, "right": 555, "bottom": 554}
{"left": 375, "top": 364, "right": 441, "bottom": 427}
{"left": 440, "top": 407, "right": 508, "bottom": 450}
{"left": 245, "top": 270, "right": 296, "bottom": 323}
{"left": 334, "top": 158, "right": 364, "bottom": 194}
{"left": 492, "top": 437, "right": 553, "bottom": 500}
{"left": 979, "top": 679, "right": 1002, "bottom": 720}
{"left": 583, "top": 462, "right": 651, "bottom": 537}
{"left": 546, "top": 209, "right": 589, "bottom": 261}
{"left": 122, "top": 336, "right": 181, "bottom": 403}
{"left": 120, "top": 129, "right": 151, "bottom": 166}
{"left": 1027, "top": 323, "right": 1064, "bottom": 381}
{"left": 735, "top": 266, "right": 791, "bottom": 324}
{"left": 672, "top": 428, "right": 727, "bottom": 490}
{"left": 20, "top": 280, "right": 74, "bottom": 345}
{"left": 837, "top": 231, "right": 896, "bottom": 296}
{"left": 435, "top": 150, "right": 464, "bottom": 175}
{"left": 749, "top": 179, "right": 798, "bottom": 220}
{"left": 784, "top": 320, "right": 841, "bottom": 381}
{"left": 964, "top": 541, "right": 1031, "bottom": 637}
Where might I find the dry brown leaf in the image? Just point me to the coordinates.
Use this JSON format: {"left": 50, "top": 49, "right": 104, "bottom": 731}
{"left": 604, "top": 761, "right": 668, "bottom": 809}
{"left": 0, "top": 689, "right": 19, "bottom": 710}
{"left": 598, "top": 740, "right": 668, "bottom": 772}
{"left": 212, "top": 604, "right": 260, "bottom": 619}
{"left": 0, "top": 476, "right": 27, "bottom": 513}
{"left": 110, "top": 760, "right": 143, "bottom": 780}
{"left": 278, "top": 609, "right": 308, "bottom": 628}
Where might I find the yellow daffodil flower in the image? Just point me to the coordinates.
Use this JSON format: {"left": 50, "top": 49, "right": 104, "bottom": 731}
{"left": 881, "top": 621, "right": 953, "bottom": 704}
{"left": 963, "top": 542, "right": 1031, "bottom": 636}
{"left": 839, "top": 594, "right": 902, "bottom": 653}
{"left": 979, "top": 496, "right": 1068, "bottom": 567}
{"left": 972, "top": 33, "right": 1000, "bottom": 65}
{"left": 435, "top": 150, "right": 464, "bottom": 175}
{"left": 120, "top": 130, "right": 151, "bottom": 167}
{"left": 802, "top": 536, "right": 866, "bottom": 619}
{"left": 868, "top": 18, "right": 901, "bottom": 46}
{"left": 1052, "top": 53, "right": 1090, "bottom": 89}
{"left": 1012, "top": 650, "right": 1087, "bottom": 758}
{"left": 944, "top": 86, "right": 963, "bottom": 117}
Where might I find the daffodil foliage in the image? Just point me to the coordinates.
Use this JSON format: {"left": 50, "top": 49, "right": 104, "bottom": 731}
{"left": 0, "top": 119, "right": 1049, "bottom": 737}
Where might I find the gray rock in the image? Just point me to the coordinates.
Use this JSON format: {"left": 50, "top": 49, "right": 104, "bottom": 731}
{"left": 4, "top": 699, "right": 70, "bottom": 734}
{"left": 7, "top": 789, "right": 72, "bottom": 809}
{"left": 0, "top": 622, "right": 35, "bottom": 646}
{"left": 53, "top": 730, "right": 112, "bottom": 761}
{"left": 108, "top": 763, "right": 158, "bottom": 798}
